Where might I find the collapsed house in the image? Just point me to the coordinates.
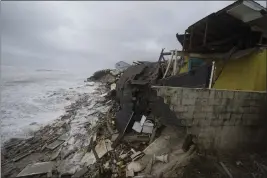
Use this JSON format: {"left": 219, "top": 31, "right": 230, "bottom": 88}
{"left": 114, "top": 0, "right": 267, "bottom": 154}
{"left": 3, "top": 1, "right": 266, "bottom": 178}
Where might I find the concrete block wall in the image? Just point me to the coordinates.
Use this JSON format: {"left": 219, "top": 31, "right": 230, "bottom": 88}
{"left": 152, "top": 86, "right": 267, "bottom": 151}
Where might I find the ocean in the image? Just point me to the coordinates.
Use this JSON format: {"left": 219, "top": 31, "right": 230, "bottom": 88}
{"left": 0, "top": 65, "right": 92, "bottom": 145}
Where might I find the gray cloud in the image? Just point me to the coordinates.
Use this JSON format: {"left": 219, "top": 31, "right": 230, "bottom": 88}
{"left": 2, "top": 1, "right": 264, "bottom": 74}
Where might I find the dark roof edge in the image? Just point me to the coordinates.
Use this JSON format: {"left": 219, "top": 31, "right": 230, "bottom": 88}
{"left": 186, "top": 0, "right": 266, "bottom": 32}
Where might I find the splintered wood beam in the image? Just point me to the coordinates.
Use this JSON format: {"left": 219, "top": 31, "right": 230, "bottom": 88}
{"left": 162, "top": 47, "right": 257, "bottom": 60}
{"left": 162, "top": 50, "right": 225, "bottom": 60}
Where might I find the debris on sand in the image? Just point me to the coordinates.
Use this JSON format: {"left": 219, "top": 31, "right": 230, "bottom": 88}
{"left": 2, "top": 1, "right": 267, "bottom": 175}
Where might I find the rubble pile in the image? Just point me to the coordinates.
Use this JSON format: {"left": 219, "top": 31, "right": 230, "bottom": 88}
{"left": 2, "top": 0, "right": 267, "bottom": 174}
{"left": 2, "top": 63, "right": 267, "bottom": 178}
{"left": 0, "top": 69, "right": 188, "bottom": 178}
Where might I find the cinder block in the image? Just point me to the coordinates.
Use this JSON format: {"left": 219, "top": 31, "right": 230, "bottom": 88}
{"left": 160, "top": 88, "right": 167, "bottom": 97}
{"left": 206, "top": 112, "right": 219, "bottom": 119}
{"left": 185, "top": 119, "right": 193, "bottom": 126}
{"left": 195, "top": 98, "right": 208, "bottom": 106}
{"left": 240, "top": 99, "right": 252, "bottom": 107}
{"left": 187, "top": 106, "right": 196, "bottom": 112}
{"left": 174, "top": 106, "right": 188, "bottom": 112}
{"left": 222, "top": 90, "right": 235, "bottom": 99}
{"left": 182, "top": 98, "right": 196, "bottom": 105}
{"left": 196, "top": 89, "right": 210, "bottom": 98}
{"left": 222, "top": 119, "right": 231, "bottom": 126}
{"left": 208, "top": 98, "right": 221, "bottom": 105}
{"left": 218, "top": 98, "right": 230, "bottom": 106}
{"left": 181, "top": 112, "right": 194, "bottom": 119}
{"left": 250, "top": 92, "right": 265, "bottom": 100}
{"left": 189, "top": 105, "right": 199, "bottom": 112}
{"left": 230, "top": 113, "right": 242, "bottom": 120}
{"left": 180, "top": 119, "right": 187, "bottom": 126}
{"left": 234, "top": 91, "right": 250, "bottom": 100}
{"left": 215, "top": 90, "right": 224, "bottom": 98}
{"left": 247, "top": 99, "right": 262, "bottom": 107}
{"left": 228, "top": 105, "right": 244, "bottom": 113}
{"left": 209, "top": 89, "right": 216, "bottom": 98}
{"left": 229, "top": 118, "right": 236, "bottom": 126}
{"left": 198, "top": 118, "right": 211, "bottom": 126}
{"left": 171, "top": 96, "right": 181, "bottom": 106}
{"left": 241, "top": 106, "right": 251, "bottom": 113}
{"left": 211, "top": 119, "right": 223, "bottom": 126}
{"left": 237, "top": 106, "right": 245, "bottom": 113}
{"left": 249, "top": 106, "right": 260, "bottom": 113}
{"left": 175, "top": 91, "right": 183, "bottom": 99}
{"left": 235, "top": 118, "right": 242, "bottom": 125}
{"left": 157, "top": 88, "right": 166, "bottom": 97}
{"left": 201, "top": 106, "right": 214, "bottom": 112}
{"left": 165, "top": 87, "right": 174, "bottom": 96}
{"left": 219, "top": 113, "right": 231, "bottom": 120}
{"left": 242, "top": 113, "right": 259, "bottom": 120}
{"left": 233, "top": 99, "right": 247, "bottom": 107}
{"left": 169, "top": 105, "right": 175, "bottom": 112}
{"left": 192, "top": 118, "right": 199, "bottom": 126}
{"left": 214, "top": 106, "right": 226, "bottom": 113}
{"left": 242, "top": 119, "right": 253, "bottom": 126}
{"left": 193, "top": 112, "right": 206, "bottom": 119}
{"left": 182, "top": 88, "right": 198, "bottom": 98}
{"left": 225, "top": 105, "right": 236, "bottom": 112}
{"left": 166, "top": 96, "right": 171, "bottom": 105}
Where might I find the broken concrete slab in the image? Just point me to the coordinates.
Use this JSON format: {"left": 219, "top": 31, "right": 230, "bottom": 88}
{"left": 16, "top": 162, "right": 54, "bottom": 177}
{"left": 80, "top": 152, "right": 96, "bottom": 167}
{"left": 72, "top": 167, "right": 89, "bottom": 178}
{"left": 127, "top": 161, "right": 144, "bottom": 173}
{"left": 58, "top": 133, "right": 69, "bottom": 141}
{"left": 140, "top": 116, "right": 147, "bottom": 126}
{"left": 132, "top": 121, "right": 142, "bottom": 133}
{"left": 100, "top": 92, "right": 108, "bottom": 97}
{"left": 50, "top": 147, "right": 62, "bottom": 161}
{"left": 111, "top": 133, "right": 120, "bottom": 142}
{"left": 123, "top": 134, "right": 150, "bottom": 143}
{"left": 142, "top": 121, "right": 154, "bottom": 134}
{"left": 46, "top": 140, "right": 64, "bottom": 150}
{"left": 12, "top": 151, "right": 33, "bottom": 162}
{"left": 111, "top": 83, "right": 116, "bottom": 90}
{"left": 95, "top": 139, "right": 113, "bottom": 158}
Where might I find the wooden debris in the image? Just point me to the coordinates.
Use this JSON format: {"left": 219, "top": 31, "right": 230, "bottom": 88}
{"left": 219, "top": 162, "right": 233, "bottom": 178}
{"left": 16, "top": 162, "right": 54, "bottom": 177}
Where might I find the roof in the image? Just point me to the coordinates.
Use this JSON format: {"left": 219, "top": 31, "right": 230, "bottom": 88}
{"left": 177, "top": 0, "right": 267, "bottom": 53}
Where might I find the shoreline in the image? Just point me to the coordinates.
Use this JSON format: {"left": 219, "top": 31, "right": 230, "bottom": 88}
{"left": 1, "top": 81, "right": 111, "bottom": 177}
{"left": 2, "top": 68, "right": 267, "bottom": 178}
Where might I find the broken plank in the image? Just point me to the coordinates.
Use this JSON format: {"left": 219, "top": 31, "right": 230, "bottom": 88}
{"left": 12, "top": 151, "right": 33, "bottom": 162}
{"left": 16, "top": 162, "right": 54, "bottom": 177}
{"left": 46, "top": 140, "right": 64, "bottom": 150}
{"left": 219, "top": 162, "right": 233, "bottom": 178}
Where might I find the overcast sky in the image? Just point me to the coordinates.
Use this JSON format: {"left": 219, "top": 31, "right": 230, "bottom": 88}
{"left": 1, "top": 1, "right": 266, "bottom": 73}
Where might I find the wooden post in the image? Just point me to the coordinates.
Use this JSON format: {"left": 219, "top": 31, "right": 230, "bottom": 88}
{"left": 163, "top": 51, "right": 174, "bottom": 79}
{"left": 189, "top": 27, "right": 194, "bottom": 50}
{"left": 182, "top": 30, "right": 187, "bottom": 52}
{"left": 181, "top": 30, "right": 187, "bottom": 66}
{"left": 209, "top": 61, "right": 215, "bottom": 89}
{"left": 203, "top": 18, "right": 208, "bottom": 45}
{"left": 172, "top": 50, "right": 179, "bottom": 76}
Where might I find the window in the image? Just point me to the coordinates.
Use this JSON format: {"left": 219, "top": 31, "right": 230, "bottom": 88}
{"left": 188, "top": 58, "right": 204, "bottom": 71}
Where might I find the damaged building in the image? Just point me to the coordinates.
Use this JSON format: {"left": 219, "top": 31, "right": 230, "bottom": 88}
{"left": 114, "top": 0, "right": 267, "bottom": 153}
{"left": 3, "top": 1, "right": 267, "bottom": 178}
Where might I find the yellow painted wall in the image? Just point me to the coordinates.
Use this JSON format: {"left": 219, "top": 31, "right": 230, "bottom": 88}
{"left": 213, "top": 49, "right": 266, "bottom": 91}
{"left": 179, "top": 56, "right": 189, "bottom": 74}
